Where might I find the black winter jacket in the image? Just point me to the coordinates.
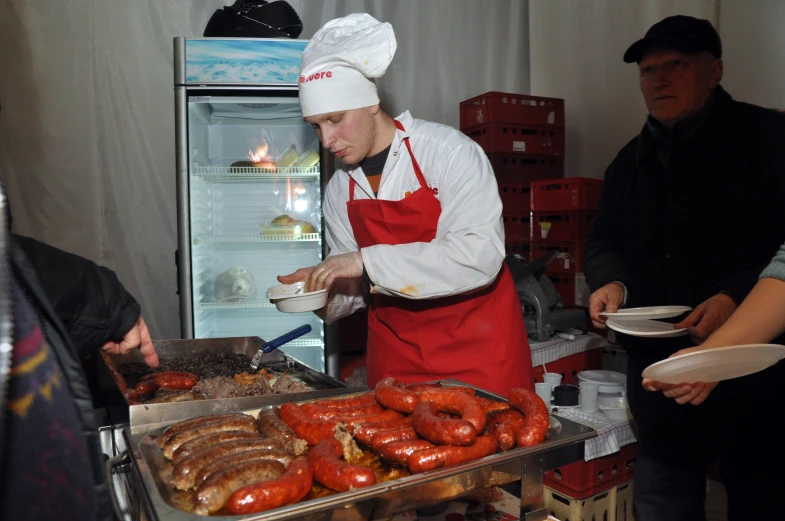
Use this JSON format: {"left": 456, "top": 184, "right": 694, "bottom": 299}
{"left": 3, "top": 235, "right": 114, "bottom": 521}
{"left": 14, "top": 234, "right": 140, "bottom": 358}
{"left": 584, "top": 86, "right": 785, "bottom": 354}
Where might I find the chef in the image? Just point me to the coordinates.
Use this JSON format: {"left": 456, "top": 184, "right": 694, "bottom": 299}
{"left": 279, "top": 13, "right": 532, "bottom": 396}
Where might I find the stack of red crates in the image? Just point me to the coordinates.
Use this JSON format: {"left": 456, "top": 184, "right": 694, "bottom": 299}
{"left": 530, "top": 177, "right": 603, "bottom": 307}
{"left": 460, "top": 92, "right": 566, "bottom": 261}
{"left": 544, "top": 443, "right": 638, "bottom": 500}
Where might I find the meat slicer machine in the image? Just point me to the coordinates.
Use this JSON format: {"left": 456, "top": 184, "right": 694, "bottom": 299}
{"left": 505, "top": 251, "right": 587, "bottom": 341}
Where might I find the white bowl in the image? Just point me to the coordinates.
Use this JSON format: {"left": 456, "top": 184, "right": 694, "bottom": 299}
{"left": 266, "top": 282, "right": 328, "bottom": 313}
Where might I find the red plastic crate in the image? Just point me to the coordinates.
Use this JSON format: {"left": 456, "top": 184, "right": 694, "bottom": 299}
{"left": 619, "top": 443, "right": 638, "bottom": 478}
{"left": 460, "top": 92, "right": 565, "bottom": 131}
{"left": 488, "top": 153, "right": 564, "bottom": 184}
{"left": 531, "top": 211, "right": 595, "bottom": 242}
{"left": 532, "top": 241, "right": 584, "bottom": 274}
{"left": 466, "top": 124, "right": 565, "bottom": 156}
{"left": 499, "top": 184, "right": 531, "bottom": 214}
{"left": 544, "top": 448, "right": 630, "bottom": 496}
{"left": 533, "top": 349, "right": 602, "bottom": 385}
{"left": 505, "top": 241, "right": 532, "bottom": 260}
{"left": 503, "top": 214, "right": 531, "bottom": 243}
{"left": 531, "top": 178, "right": 603, "bottom": 211}
{"left": 544, "top": 471, "right": 628, "bottom": 500}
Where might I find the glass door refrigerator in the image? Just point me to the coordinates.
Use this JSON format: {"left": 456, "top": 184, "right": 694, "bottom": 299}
{"left": 175, "top": 37, "right": 335, "bottom": 374}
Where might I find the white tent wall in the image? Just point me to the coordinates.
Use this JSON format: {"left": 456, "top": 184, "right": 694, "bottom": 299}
{"left": 0, "top": 0, "right": 529, "bottom": 339}
{"left": 718, "top": 0, "right": 785, "bottom": 110}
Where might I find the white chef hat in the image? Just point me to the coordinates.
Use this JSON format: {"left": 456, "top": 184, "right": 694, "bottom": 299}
{"left": 299, "top": 13, "right": 397, "bottom": 117}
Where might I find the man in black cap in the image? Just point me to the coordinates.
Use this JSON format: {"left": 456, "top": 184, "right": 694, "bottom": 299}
{"left": 584, "top": 15, "right": 785, "bottom": 521}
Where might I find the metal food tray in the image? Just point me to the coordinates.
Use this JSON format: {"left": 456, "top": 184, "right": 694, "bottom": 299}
{"left": 97, "top": 337, "right": 357, "bottom": 427}
{"left": 119, "top": 380, "right": 595, "bottom": 521}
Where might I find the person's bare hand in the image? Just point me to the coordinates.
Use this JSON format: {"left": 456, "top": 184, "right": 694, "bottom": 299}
{"left": 588, "top": 282, "right": 625, "bottom": 328}
{"left": 101, "top": 316, "right": 158, "bottom": 368}
{"left": 674, "top": 293, "right": 737, "bottom": 345}
{"left": 642, "top": 346, "right": 719, "bottom": 405}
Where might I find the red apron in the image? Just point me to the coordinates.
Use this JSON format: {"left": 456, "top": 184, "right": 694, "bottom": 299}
{"left": 346, "top": 120, "right": 533, "bottom": 396}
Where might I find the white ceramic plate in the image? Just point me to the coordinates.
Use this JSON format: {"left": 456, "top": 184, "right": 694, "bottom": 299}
{"left": 642, "top": 344, "right": 785, "bottom": 384}
{"left": 606, "top": 318, "right": 689, "bottom": 338}
{"left": 600, "top": 305, "right": 692, "bottom": 321}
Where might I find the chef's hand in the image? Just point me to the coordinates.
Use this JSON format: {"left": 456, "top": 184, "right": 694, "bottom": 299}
{"left": 642, "top": 345, "right": 719, "bottom": 405}
{"left": 673, "top": 293, "right": 737, "bottom": 345}
{"left": 102, "top": 316, "right": 159, "bottom": 368}
{"left": 306, "top": 252, "right": 363, "bottom": 292}
{"left": 277, "top": 267, "right": 315, "bottom": 285}
{"left": 588, "top": 282, "right": 625, "bottom": 329}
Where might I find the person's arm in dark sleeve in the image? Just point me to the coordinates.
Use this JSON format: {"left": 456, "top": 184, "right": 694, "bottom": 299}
{"left": 583, "top": 159, "right": 632, "bottom": 293}
{"left": 12, "top": 234, "right": 140, "bottom": 358}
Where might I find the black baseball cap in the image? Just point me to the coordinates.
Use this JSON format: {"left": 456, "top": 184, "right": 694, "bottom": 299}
{"left": 623, "top": 15, "right": 722, "bottom": 64}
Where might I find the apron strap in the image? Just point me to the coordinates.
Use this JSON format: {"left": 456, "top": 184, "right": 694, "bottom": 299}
{"left": 393, "top": 120, "right": 429, "bottom": 191}
{"left": 348, "top": 119, "right": 428, "bottom": 202}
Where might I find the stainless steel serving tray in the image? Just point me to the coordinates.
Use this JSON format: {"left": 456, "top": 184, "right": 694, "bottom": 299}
{"left": 97, "top": 337, "right": 355, "bottom": 427}
{"left": 122, "top": 380, "right": 595, "bottom": 521}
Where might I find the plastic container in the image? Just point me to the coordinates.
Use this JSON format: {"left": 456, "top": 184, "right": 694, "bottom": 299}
{"left": 266, "top": 282, "right": 328, "bottom": 313}
{"left": 214, "top": 267, "right": 256, "bottom": 303}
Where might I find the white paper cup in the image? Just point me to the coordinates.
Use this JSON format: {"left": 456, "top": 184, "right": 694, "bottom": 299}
{"left": 579, "top": 381, "right": 600, "bottom": 414}
{"left": 543, "top": 373, "right": 563, "bottom": 392}
{"left": 535, "top": 382, "right": 552, "bottom": 409}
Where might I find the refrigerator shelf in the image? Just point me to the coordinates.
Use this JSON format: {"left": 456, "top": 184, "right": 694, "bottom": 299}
{"left": 192, "top": 166, "right": 320, "bottom": 180}
{"left": 194, "top": 233, "right": 321, "bottom": 244}
{"left": 199, "top": 302, "right": 276, "bottom": 310}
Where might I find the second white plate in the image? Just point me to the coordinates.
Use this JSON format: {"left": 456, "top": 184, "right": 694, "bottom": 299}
{"left": 601, "top": 305, "right": 692, "bottom": 321}
{"left": 606, "top": 318, "right": 689, "bottom": 338}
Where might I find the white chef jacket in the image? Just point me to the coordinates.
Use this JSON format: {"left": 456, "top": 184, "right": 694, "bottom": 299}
{"left": 322, "top": 111, "right": 506, "bottom": 323}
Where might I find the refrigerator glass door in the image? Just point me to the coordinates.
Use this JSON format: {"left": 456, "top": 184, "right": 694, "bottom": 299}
{"left": 187, "top": 93, "right": 325, "bottom": 371}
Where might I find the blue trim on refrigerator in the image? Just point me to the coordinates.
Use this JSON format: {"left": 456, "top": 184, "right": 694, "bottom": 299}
{"left": 185, "top": 38, "right": 308, "bottom": 85}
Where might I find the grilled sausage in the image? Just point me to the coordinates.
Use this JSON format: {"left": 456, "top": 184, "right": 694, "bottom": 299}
{"left": 278, "top": 403, "right": 342, "bottom": 445}
{"left": 257, "top": 407, "right": 308, "bottom": 456}
{"left": 486, "top": 408, "right": 526, "bottom": 451}
{"left": 353, "top": 416, "right": 414, "bottom": 446}
{"left": 194, "top": 448, "right": 295, "bottom": 486}
{"left": 416, "top": 386, "right": 477, "bottom": 398}
{"left": 404, "top": 383, "right": 442, "bottom": 392}
{"left": 308, "top": 438, "right": 376, "bottom": 491}
{"left": 375, "top": 377, "right": 421, "bottom": 413}
{"left": 135, "top": 371, "right": 199, "bottom": 397}
{"left": 412, "top": 401, "right": 477, "bottom": 446}
{"left": 418, "top": 389, "right": 486, "bottom": 433}
{"left": 369, "top": 427, "right": 420, "bottom": 453}
{"left": 194, "top": 459, "right": 285, "bottom": 515}
{"left": 378, "top": 439, "right": 436, "bottom": 467}
{"left": 226, "top": 460, "right": 313, "bottom": 515}
{"left": 407, "top": 435, "right": 500, "bottom": 474}
{"left": 476, "top": 397, "right": 511, "bottom": 414}
{"left": 173, "top": 431, "right": 261, "bottom": 463}
{"left": 307, "top": 391, "right": 377, "bottom": 408}
{"left": 171, "top": 438, "right": 285, "bottom": 490}
{"left": 300, "top": 401, "right": 384, "bottom": 420}
{"left": 509, "top": 388, "right": 550, "bottom": 447}
{"left": 337, "top": 409, "right": 403, "bottom": 429}
{"left": 159, "top": 413, "right": 249, "bottom": 448}
{"left": 163, "top": 415, "right": 258, "bottom": 460}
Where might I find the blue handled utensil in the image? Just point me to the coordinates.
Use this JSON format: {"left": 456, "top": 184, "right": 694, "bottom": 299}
{"left": 250, "top": 324, "right": 312, "bottom": 371}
